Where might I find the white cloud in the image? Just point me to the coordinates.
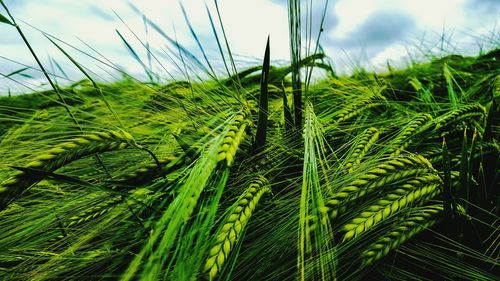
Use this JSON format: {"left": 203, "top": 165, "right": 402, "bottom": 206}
{"left": 371, "top": 44, "right": 410, "bottom": 70}
{"left": 325, "top": 0, "right": 498, "bottom": 73}
{"left": 0, "top": 0, "right": 498, "bottom": 93}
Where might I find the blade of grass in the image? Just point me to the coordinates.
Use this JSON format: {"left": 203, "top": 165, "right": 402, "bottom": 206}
{"left": 180, "top": 1, "right": 217, "bottom": 80}
{"left": 0, "top": 1, "right": 113, "bottom": 177}
{"left": 459, "top": 128, "right": 469, "bottom": 211}
{"left": 205, "top": 3, "right": 231, "bottom": 80}
{"left": 143, "top": 15, "right": 153, "bottom": 77}
{"left": 116, "top": 29, "right": 154, "bottom": 82}
{"left": 52, "top": 57, "right": 69, "bottom": 80}
{"left": 288, "top": 0, "right": 302, "bottom": 129}
{"left": 47, "top": 35, "right": 165, "bottom": 172}
{"left": 213, "top": 0, "right": 243, "bottom": 95}
{"left": 254, "top": 36, "right": 270, "bottom": 152}
{"left": 442, "top": 137, "right": 458, "bottom": 241}
{"left": 303, "top": 0, "right": 329, "bottom": 94}
{"left": 127, "top": 2, "right": 212, "bottom": 79}
{"left": 45, "top": 35, "right": 125, "bottom": 129}
{"left": 0, "top": 2, "right": 80, "bottom": 129}
{"left": 113, "top": 12, "right": 173, "bottom": 80}
{"left": 173, "top": 134, "right": 199, "bottom": 159}
{"left": 483, "top": 99, "right": 495, "bottom": 140}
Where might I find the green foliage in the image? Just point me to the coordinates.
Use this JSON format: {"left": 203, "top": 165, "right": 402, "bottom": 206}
{"left": 254, "top": 37, "right": 270, "bottom": 152}
{"left": 0, "top": 6, "right": 498, "bottom": 278}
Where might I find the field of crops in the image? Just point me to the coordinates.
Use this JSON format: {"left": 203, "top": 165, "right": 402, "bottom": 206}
{"left": 1, "top": 1, "right": 499, "bottom": 280}
{"left": 1, "top": 46, "right": 498, "bottom": 279}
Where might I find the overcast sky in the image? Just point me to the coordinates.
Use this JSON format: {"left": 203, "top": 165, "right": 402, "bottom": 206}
{"left": 0, "top": 0, "right": 499, "bottom": 93}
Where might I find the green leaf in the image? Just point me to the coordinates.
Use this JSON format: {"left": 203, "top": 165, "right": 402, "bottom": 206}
{"left": 253, "top": 36, "right": 270, "bottom": 152}
{"left": 115, "top": 29, "right": 153, "bottom": 82}
{"left": 0, "top": 12, "right": 13, "bottom": 26}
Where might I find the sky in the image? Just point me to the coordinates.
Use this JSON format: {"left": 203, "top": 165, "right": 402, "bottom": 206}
{"left": 0, "top": 0, "right": 499, "bottom": 93}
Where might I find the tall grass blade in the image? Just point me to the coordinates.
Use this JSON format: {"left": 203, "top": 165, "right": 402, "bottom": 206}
{"left": 288, "top": 0, "right": 302, "bottom": 129}
{"left": 46, "top": 35, "right": 126, "bottom": 130}
{"left": 299, "top": 103, "right": 336, "bottom": 280}
{"left": 205, "top": 3, "right": 231, "bottom": 81}
{"left": 213, "top": 1, "right": 242, "bottom": 90}
{"left": 15, "top": 166, "right": 115, "bottom": 193}
{"left": 50, "top": 57, "right": 69, "bottom": 80}
{"left": 180, "top": 2, "right": 217, "bottom": 80}
{"left": 254, "top": 36, "right": 270, "bottom": 151}
{"left": 441, "top": 137, "right": 453, "bottom": 210}
{"left": 143, "top": 15, "right": 153, "bottom": 76}
{"left": 116, "top": 29, "right": 154, "bottom": 82}
{"left": 127, "top": 2, "right": 212, "bottom": 77}
{"left": 459, "top": 128, "right": 469, "bottom": 211}
{"left": 0, "top": 2, "right": 80, "bottom": 129}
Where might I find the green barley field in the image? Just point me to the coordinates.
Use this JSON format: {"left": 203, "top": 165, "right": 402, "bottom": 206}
{"left": 0, "top": 1, "right": 499, "bottom": 280}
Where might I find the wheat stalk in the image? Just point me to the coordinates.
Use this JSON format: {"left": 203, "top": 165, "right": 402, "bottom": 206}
{"left": 203, "top": 176, "right": 270, "bottom": 280}
{"left": 341, "top": 173, "right": 442, "bottom": 242}
{"left": 334, "top": 98, "right": 379, "bottom": 124}
{"left": 434, "top": 104, "right": 486, "bottom": 131}
{"left": 0, "top": 130, "right": 135, "bottom": 210}
{"left": 64, "top": 195, "right": 124, "bottom": 229}
{"left": 388, "top": 113, "right": 433, "bottom": 156}
{"left": 421, "top": 145, "right": 442, "bottom": 159}
{"left": 322, "top": 155, "right": 433, "bottom": 220}
{"left": 217, "top": 111, "right": 250, "bottom": 166}
{"left": 359, "top": 204, "right": 452, "bottom": 267}
{"left": 344, "top": 127, "right": 380, "bottom": 173}
{"left": 52, "top": 188, "right": 153, "bottom": 242}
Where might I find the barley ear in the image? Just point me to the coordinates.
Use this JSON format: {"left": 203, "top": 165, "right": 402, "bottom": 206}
{"left": 0, "top": 130, "right": 133, "bottom": 210}
{"left": 344, "top": 127, "right": 380, "bottom": 173}
{"left": 323, "top": 155, "right": 434, "bottom": 220}
{"left": 434, "top": 104, "right": 486, "bottom": 131}
{"left": 203, "top": 176, "right": 270, "bottom": 280}
{"left": 217, "top": 111, "right": 250, "bottom": 166}
{"left": 388, "top": 113, "right": 433, "bottom": 156}
{"left": 341, "top": 179, "right": 442, "bottom": 242}
{"left": 360, "top": 204, "right": 444, "bottom": 267}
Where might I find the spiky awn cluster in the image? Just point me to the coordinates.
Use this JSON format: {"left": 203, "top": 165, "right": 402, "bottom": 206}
{"left": 388, "top": 113, "right": 433, "bottom": 156}
{"left": 434, "top": 104, "right": 486, "bottom": 131}
{"left": 341, "top": 173, "right": 443, "bottom": 242}
{"left": 114, "top": 152, "right": 191, "bottom": 186}
{"left": 344, "top": 127, "right": 380, "bottom": 173}
{"left": 203, "top": 176, "right": 270, "bottom": 280}
{"left": 322, "top": 155, "right": 434, "bottom": 220}
{"left": 0, "top": 130, "right": 135, "bottom": 210}
{"left": 359, "top": 204, "right": 467, "bottom": 267}
{"left": 334, "top": 97, "right": 378, "bottom": 124}
{"left": 217, "top": 110, "right": 250, "bottom": 166}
